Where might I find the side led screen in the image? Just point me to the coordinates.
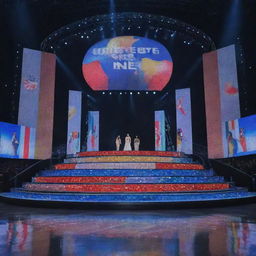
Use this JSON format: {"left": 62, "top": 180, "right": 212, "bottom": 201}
{"left": 82, "top": 36, "right": 173, "bottom": 91}
{"left": 0, "top": 122, "right": 35, "bottom": 159}
{"left": 225, "top": 114, "right": 256, "bottom": 157}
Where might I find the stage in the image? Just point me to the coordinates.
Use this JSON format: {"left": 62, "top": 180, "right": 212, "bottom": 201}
{"left": 1, "top": 151, "right": 256, "bottom": 208}
{"left": 0, "top": 5, "right": 255, "bottom": 211}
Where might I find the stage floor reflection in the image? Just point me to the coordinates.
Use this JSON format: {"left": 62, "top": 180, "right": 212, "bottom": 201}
{"left": 0, "top": 203, "right": 256, "bottom": 256}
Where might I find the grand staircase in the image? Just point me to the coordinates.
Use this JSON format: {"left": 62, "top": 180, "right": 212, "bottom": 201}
{"left": 1, "top": 151, "right": 256, "bottom": 208}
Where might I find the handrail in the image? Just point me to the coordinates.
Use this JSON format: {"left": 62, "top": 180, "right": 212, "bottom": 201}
{"left": 188, "top": 143, "right": 256, "bottom": 191}
{"left": 184, "top": 153, "right": 204, "bottom": 168}
{"left": 6, "top": 157, "right": 63, "bottom": 190}
{"left": 9, "top": 159, "right": 48, "bottom": 182}
{"left": 211, "top": 158, "right": 253, "bottom": 179}
{"left": 210, "top": 158, "right": 256, "bottom": 191}
{"left": 191, "top": 143, "right": 255, "bottom": 177}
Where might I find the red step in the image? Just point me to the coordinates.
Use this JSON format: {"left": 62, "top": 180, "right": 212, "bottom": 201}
{"left": 24, "top": 183, "right": 230, "bottom": 193}
{"left": 77, "top": 151, "right": 182, "bottom": 157}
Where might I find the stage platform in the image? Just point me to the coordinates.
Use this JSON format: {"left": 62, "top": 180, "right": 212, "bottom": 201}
{"left": 1, "top": 151, "right": 256, "bottom": 208}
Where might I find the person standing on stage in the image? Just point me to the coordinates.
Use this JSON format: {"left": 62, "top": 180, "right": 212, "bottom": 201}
{"left": 115, "top": 135, "right": 121, "bottom": 151}
{"left": 134, "top": 136, "right": 140, "bottom": 151}
{"left": 123, "top": 133, "right": 132, "bottom": 151}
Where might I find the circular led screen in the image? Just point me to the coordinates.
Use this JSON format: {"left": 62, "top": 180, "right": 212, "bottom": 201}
{"left": 82, "top": 36, "right": 173, "bottom": 91}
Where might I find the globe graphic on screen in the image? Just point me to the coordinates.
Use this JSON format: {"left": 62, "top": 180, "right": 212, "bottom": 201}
{"left": 82, "top": 36, "right": 173, "bottom": 91}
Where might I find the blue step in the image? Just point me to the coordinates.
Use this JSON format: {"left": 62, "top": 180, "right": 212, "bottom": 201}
{"left": 1, "top": 189, "right": 256, "bottom": 203}
{"left": 39, "top": 169, "right": 215, "bottom": 177}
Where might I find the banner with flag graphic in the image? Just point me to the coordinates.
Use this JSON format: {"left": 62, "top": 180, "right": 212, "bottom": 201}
{"left": 67, "top": 90, "right": 82, "bottom": 155}
{"left": 203, "top": 44, "right": 241, "bottom": 158}
{"left": 87, "top": 111, "right": 99, "bottom": 151}
{"left": 18, "top": 48, "right": 56, "bottom": 159}
{"left": 155, "top": 111, "right": 166, "bottom": 151}
{"left": 175, "top": 88, "right": 193, "bottom": 154}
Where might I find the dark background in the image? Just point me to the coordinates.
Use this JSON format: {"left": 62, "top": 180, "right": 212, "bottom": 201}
{"left": 0, "top": 0, "right": 255, "bottom": 153}
{"left": 48, "top": 13, "right": 209, "bottom": 151}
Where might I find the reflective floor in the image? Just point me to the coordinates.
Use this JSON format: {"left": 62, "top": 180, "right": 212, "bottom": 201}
{"left": 0, "top": 202, "right": 256, "bottom": 256}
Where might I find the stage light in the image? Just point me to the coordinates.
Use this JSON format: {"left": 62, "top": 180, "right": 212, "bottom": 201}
{"left": 130, "top": 92, "right": 133, "bottom": 95}
{"left": 50, "top": 46, "right": 53, "bottom": 49}
{"left": 221, "top": 0, "right": 241, "bottom": 45}
{"left": 146, "top": 92, "right": 149, "bottom": 94}
{"left": 137, "top": 92, "right": 140, "bottom": 95}
{"left": 120, "top": 92, "right": 122, "bottom": 95}
{"left": 81, "top": 35, "right": 84, "bottom": 38}
{"left": 102, "top": 92, "right": 105, "bottom": 95}
{"left": 109, "top": 92, "right": 112, "bottom": 95}
{"left": 153, "top": 92, "right": 156, "bottom": 94}
{"left": 170, "top": 32, "right": 176, "bottom": 38}
{"left": 64, "top": 42, "right": 68, "bottom": 45}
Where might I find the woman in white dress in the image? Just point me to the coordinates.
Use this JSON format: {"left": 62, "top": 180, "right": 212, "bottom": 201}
{"left": 123, "top": 133, "right": 132, "bottom": 151}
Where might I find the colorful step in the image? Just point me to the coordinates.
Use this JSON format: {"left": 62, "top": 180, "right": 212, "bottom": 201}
{"left": 33, "top": 176, "right": 225, "bottom": 184}
{"left": 39, "top": 169, "right": 214, "bottom": 177}
{"left": 55, "top": 162, "right": 204, "bottom": 170}
{"left": 64, "top": 156, "right": 194, "bottom": 164}
{"left": 77, "top": 151, "right": 183, "bottom": 157}
{"left": 23, "top": 183, "right": 230, "bottom": 193}
{"left": 2, "top": 150, "right": 254, "bottom": 207}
